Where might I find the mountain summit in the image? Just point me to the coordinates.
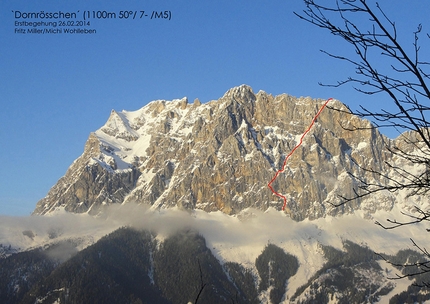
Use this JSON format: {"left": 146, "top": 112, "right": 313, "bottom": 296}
{"left": 34, "top": 85, "right": 404, "bottom": 220}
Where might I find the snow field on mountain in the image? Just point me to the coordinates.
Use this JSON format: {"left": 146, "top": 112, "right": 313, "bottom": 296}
{"left": 93, "top": 97, "right": 209, "bottom": 174}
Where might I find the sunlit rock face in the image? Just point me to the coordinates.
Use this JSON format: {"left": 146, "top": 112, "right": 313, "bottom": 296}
{"left": 34, "top": 85, "right": 420, "bottom": 220}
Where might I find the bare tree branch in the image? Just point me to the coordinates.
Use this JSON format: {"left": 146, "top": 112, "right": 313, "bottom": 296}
{"left": 296, "top": 0, "right": 430, "bottom": 284}
{"left": 194, "top": 259, "right": 207, "bottom": 304}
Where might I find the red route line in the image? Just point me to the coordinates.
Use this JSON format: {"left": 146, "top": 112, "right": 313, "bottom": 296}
{"left": 268, "top": 98, "right": 333, "bottom": 211}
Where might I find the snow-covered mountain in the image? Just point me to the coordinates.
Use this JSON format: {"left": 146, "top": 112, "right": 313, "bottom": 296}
{"left": 33, "top": 85, "right": 426, "bottom": 221}
{"left": 3, "top": 85, "right": 430, "bottom": 303}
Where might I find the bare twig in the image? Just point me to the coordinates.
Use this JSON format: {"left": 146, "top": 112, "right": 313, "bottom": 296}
{"left": 194, "top": 259, "right": 207, "bottom": 304}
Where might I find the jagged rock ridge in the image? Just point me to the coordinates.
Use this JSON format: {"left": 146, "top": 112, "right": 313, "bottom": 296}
{"left": 34, "top": 85, "right": 414, "bottom": 220}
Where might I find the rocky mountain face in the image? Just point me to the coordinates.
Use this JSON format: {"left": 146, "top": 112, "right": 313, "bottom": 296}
{"left": 34, "top": 85, "right": 412, "bottom": 220}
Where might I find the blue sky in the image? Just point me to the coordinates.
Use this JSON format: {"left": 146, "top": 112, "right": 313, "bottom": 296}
{"left": 1, "top": 0, "right": 429, "bottom": 215}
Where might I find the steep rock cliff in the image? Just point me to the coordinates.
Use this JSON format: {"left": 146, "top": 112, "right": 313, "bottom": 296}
{"left": 34, "top": 85, "right": 414, "bottom": 220}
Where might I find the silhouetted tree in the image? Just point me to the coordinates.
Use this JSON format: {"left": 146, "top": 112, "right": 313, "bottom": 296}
{"left": 296, "top": 0, "right": 430, "bottom": 285}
